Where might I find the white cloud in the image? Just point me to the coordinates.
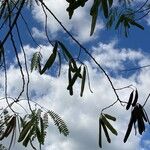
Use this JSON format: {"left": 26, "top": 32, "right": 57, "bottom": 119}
{"left": 91, "top": 40, "right": 143, "bottom": 70}
{"left": 31, "top": 0, "right": 104, "bottom": 43}
{"left": 32, "top": 27, "right": 46, "bottom": 39}
{"left": 0, "top": 40, "right": 150, "bottom": 150}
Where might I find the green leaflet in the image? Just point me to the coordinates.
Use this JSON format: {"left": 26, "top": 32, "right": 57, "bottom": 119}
{"left": 48, "top": 111, "right": 69, "bottom": 136}
{"left": 80, "top": 66, "right": 86, "bottom": 97}
{"left": 36, "top": 125, "right": 42, "bottom": 144}
{"left": 102, "top": 0, "right": 109, "bottom": 18}
{"left": 90, "top": 0, "right": 101, "bottom": 36}
{"left": 4, "top": 116, "right": 16, "bottom": 138}
{"left": 31, "top": 52, "right": 41, "bottom": 72}
{"left": 0, "top": 116, "right": 16, "bottom": 140}
{"left": 40, "top": 117, "right": 45, "bottom": 144}
{"left": 104, "top": 114, "right": 116, "bottom": 121}
{"left": 102, "top": 115, "right": 118, "bottom": 135}
{"left": 41, "top": 42, "right": 58, "bottom": 74}
{"left": 22, "top": 127, "right": 34, "bottom": 147}
{"left": 18, "top": 120, "right": 33, "bottom": 142}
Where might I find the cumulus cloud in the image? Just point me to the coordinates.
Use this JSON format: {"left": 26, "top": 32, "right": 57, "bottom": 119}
{"left": 91, "top": 40, "right": 144, "bottom": 71}
{"left": 31, "top": 0, "right": 104, "bottom": 43}
{"left": 0, "top": 40, "right": 150, "bottom": 150}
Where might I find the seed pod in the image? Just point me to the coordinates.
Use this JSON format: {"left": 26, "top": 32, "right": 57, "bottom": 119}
{"left": 124, "top": 107, "right": 137, "bottom": 143}
{"left": 137, "top": 116, "right": 145, "bottom": 135}
{"left": 132, "top": 90, "right": 138, "bottom": 106}
{"left": 101, "top": 120, "right": 111, "bottom": 143}
{"left": 104, "top": 114, "right": 116, "bottom": 121}
{"left": 68, "top": 67, "right": 73, "bottom": 95}
{"left": 80, "top": 66, "right": 86, "bottom": 97}
{"left": 99, "top": 118, "right": 102, "bottom": 148}
{"left": 139, "top": 105, "right": 147, "bottom": 122}
{"left": 102, "top": 116, "right": 117, "bottom": 136}
{"left": 126, "top": 91, "right": 134, "bottom": 110}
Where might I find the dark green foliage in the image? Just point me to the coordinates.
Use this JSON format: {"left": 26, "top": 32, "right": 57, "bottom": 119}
{"left": 90, "top": 0, "right": 101, "bottom": 36}
{"left": 0, "top": 108, "right": 69, "bottom": 149}
{"left": 31, "top": 42, "right": 58, "bottom": 74}
{"left": 66, "top": 0, "right": 88, "bottom": 19}
{"left": 115, "top": 14, "right": 144, "bottom": 37}
{"left": 31, "top": 52, "right": 42, "bottom": 72}
{"left": 48, "top": 111, "right": 69, "bottom": 136}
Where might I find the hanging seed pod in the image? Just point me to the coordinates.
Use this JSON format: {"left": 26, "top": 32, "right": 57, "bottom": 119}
{"left": 132, "top": 90, "right": 138, "bottom": 106}
{"left": 126, "top": 91, "right": 134, "bottom": 110}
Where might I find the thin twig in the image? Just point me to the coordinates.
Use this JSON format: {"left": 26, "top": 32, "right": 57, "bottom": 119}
{"left": 1, "top": 0, "right": 25, "bottom": 45}
{"left": 7, "top": 2, "right": 25, "bottom": 101}
{"left": 143, "top": 93, "right": 150, "bottom": 107}
{"left": 16, "top": 23, "right": 32, "bottom": 112}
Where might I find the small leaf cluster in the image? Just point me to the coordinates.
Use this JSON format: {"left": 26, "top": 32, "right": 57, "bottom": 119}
{"left": 66, "top": 0, "right": 144, "bottom": 36}
{"left": 66, "top": 0, "right": 88, "bottom": 19}
{"left": 48, "top": 111, "right": 69, "bottom": 136}
{"left": 0, "top": 109, "right": 15, "bottom": 149}
{"left": 31, "top": 41, "right": 90, "bottom": 97}
{"left": 99, "top": 113, "right": 117, "bottom": 148}
{"left": 0, "top": 107, "right": 69, "bottom": 150}
{"left": 67, "top": 62, "right": 87, "bottom": 97}
{"left": 90, "top": 0, "right": 113, "bottom": 35}
{"left": 31, "top": 42, "right": 58, "bottom": 75}
{"left": 99, "top": 89, "right": 150, "bottom": 148}
{"left": 115, "top": 13, "right": 144, "bottom": 37}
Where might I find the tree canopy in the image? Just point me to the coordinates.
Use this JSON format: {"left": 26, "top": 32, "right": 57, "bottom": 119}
{"left": 0, "top": 0, "right": 150, "bottom": 149}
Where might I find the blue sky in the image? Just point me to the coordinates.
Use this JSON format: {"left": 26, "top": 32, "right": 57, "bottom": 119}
{"left": 1, "top": 0, "right": 150, "bottom": 150}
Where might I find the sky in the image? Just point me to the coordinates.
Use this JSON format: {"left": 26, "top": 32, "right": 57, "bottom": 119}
{"left": 1, "top": 0, "right": 150, "bottom": 150}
